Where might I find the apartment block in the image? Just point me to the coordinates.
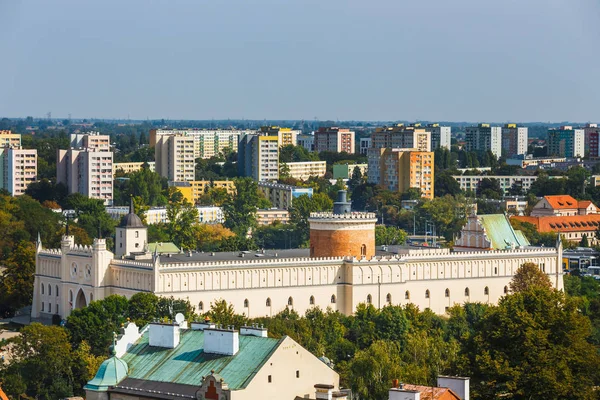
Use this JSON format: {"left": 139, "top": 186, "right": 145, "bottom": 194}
{"left": 332, "top": 163, "right": 368, "bottom": 179}
{"left": 259, "top": 126, "right": 300, "bottom": 147}
{"left": 106, "top": 205, "right": 224, "bottom": 224}
{"left": 283, "top": 161, "right": 326, "bottom": 180}
{"left": 57, "top": 133, "right": 113, "bottom": 204}
{"left": 257, "top": 208, "right": 290, "bottom": 225}
{"left": 169, "top": 180, "right": 236, "bottom": 204}
{"left": 583, "top": 124, "right": 599, "bottom": 157}
{"left": 547, "top": 126, "right": 584, "bottom": 158}
{"left": 0, "top": 130, "right": 22, "bottom": 147}
{"left": 371, "top": 125, "right": 431, "bottom": 152}
{"left": 238, "top": 133, "right": 279, "bottom": 181}
{"left": 297, "top": 134, "right": 315, "bottom": 152}
{"left": 374, "top": 148, "right": 434, "bottom": 199}
{"left": 359, "top": 137, "right": 371, "bottom": 155}
{"left": 258, "top": 181, "right": 313, "bottom": 209}
{"left": 113, "top": 161, "right": 155, "bottom": 176}
{"left": 465, "top": 124, "right": 502, "bottom": 159}
{"left": 501, "top": 124, "right": 528, "bottom": 157}
{"left": 420, "top": 123, "right": 451, "bottom": 150}
{"left": 154, "top": 133, "right": 196, "bottom": 182}
{"left": 0, "top": 147, "right": 38, "bottom": 196}
{"left": 314, "top": 127, "right": 355, "bottom": 153}
{"left": 150, "top": 129, "right": 249, "bottom": 159}
{"left": 452, "top": 175, "right": 537, "bottom": 196}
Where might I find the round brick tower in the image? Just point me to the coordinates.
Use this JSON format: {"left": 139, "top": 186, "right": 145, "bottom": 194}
{"left": 308, "top": 190, "right": 377, "bottom": 258}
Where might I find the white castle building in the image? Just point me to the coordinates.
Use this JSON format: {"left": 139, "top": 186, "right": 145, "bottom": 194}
{"left": 32, "top": 193, "right": 564, "bottom": 320}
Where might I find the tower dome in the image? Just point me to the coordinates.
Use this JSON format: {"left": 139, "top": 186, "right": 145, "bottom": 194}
{"left": 84, "top": 346, "right": 128, "bottom": 392}
{"left": 120, "top": 198, "right": 144, "bottom": 228}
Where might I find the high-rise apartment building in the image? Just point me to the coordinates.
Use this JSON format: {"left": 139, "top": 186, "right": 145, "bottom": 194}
{"left": 259, "top": 126, "right": 299, "bottom": 148}
{"left": 238, "top": 133, "right": 279, "bottom": 181}
{"left": 150, "top": 129, "right": 249, "bottom": 159}
{"left": 314, "top": 127, "right": 355, "bottom": 153}
{"left": 375, "top": 148, "right": 434, "bottom": 199}
{"left": 154, "top": 133, "right": 196, "bottom": 182}
{"left": 57, "top": 133, "right": 113, "bottom": 204}
{"left": 0, "top": 147, "right": 38, "bottom": 196}
{"left": 297, "top": 134, "right": 315, "bottom": 152}
{"left": 0, "top": 130, "right": 22, "bottom": 148}
{"left": 583, "top": 124, "right": 599, "bottom": 157}
{"left": 465, "top": 124, "right": 502, "bottom": 159}
{"left": 371, "top": 125, "right": 431, "bottom": 152}
{"left": 547, "top": 126, "right": 585, "bottom": 158}
{"left": 501, "top": 124, "right": 528, "bottom": 157}
{"left": 283, "top": 161, "right": 327, "bottom": 180}
{"left": 359, "top": 137, "right": 371, "bottom": 155}
{"left": 420, "top": 124, "right": 451, "bottom": 150}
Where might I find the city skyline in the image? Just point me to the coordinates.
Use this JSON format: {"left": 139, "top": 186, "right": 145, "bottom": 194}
{"left": 1, "top": 0, "right": 599, "bottom": 122}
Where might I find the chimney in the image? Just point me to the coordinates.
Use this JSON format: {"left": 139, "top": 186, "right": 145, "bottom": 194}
{"left": 333, "top": 190, "right": 351, "bottom": 214}
{"left": 388, "top": 388, "right": 420, "bottom": 400}
{"left": 240, "top": 324, "right": 268, "bottom": 338}
{"left": 203, "top": 326, "right": 239, "bottom": 356}
{"left": 149, "top": 321, "right": 180, "bottom": 348}
{"left": 191, "top": 317, "right": 216, "bottom": 331}
{"left": 315, "top": 384, "right": 335, "bottom": 400}
{"left": 437, "top": 376, "right": 469, "bottom": 400}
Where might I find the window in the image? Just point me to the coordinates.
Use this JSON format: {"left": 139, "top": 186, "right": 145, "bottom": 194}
{"left": 445, "top": 288, "right": 450, "bottom": 298}
{"left": 268, "top": 375, "right": 272, "bottom": 383}
{"left": 120, "top": 243, "right": 123, "bottom": 248}
{"left": 330, "top": 295, "right": 336, "bottom": 304}
{"left": 69, "top": 290, "right": 73, "bottom": 303}
{"left": 386, "top": 293, "right": 392, "bottom": 304}
{"left": 366, "top": 294, "right": 372, "bottom": 304}
{"left": 425, "top": 290, "right": 430, "bottom": 299}
{"left": 48, "top": 303, "right": 51, "bottom": 312}
{"left": 48, "top": 285, "right": 51, "bottom": 296}
{"left": 56, "top": 304, "right": 59, "bottom": 314}
{"left": 361, "top": 244, "right": 367, "bottom": 256}
{"left": 244, "top": 299, "right": 249, "bottom": 308}
{"left": 135, "top": 231, "right": 139, "bottom": 238}
{"left": 199, "top": 301, "right": 204, "bottom": 312}
{"left": 41, "top": 302, "right": 44, "bottom": 312}
{"left": 288, "top": 297, "right": 293, "bottom": 306}
{"left": 266, "top": 298, "right": 271, "bottom": 307}
{"left": 494, "top": 267, "right": 498, "bottom": 274}
{"left": 56, "top": 286, "right": 59, "bottom": 297}
{"left": 504, "top": 286, "right": 509, "bottom": 294}
{"left": 296, "top": 370, "right": 300, "bottom": 378}
{"left": 465, "top": 288, "right": 470, "bottom": 296}
{"left": 405, "top": 291, "right": 410, "bottom": 300}
{"left": 41, "top": 284, "right": 44, "bottom": 295}
{"left": 484, "top": 286, "right": 489, "bottom": 295}
{"left": 309, "top": 296, "right": 315, "bottom": 305}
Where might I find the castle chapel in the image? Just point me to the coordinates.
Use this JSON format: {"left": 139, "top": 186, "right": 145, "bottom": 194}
{"left": 32, "top": 192, "right": 563, "bottom": 320}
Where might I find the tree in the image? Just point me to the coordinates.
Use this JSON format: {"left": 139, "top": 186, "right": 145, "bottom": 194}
{"left": 375, "top": 226, "right": 407, "bottom": 246}
{"left": 580, "top": 233, "right": 590, "bottom": 248}
{"left": 222, "top": 178, "right": 260, "bottom": 236}
{"left": 0, "top": 241, "right": 36, "bottom": 317}
{"left": 65, "top": 193, "right": 116, "bottom": 241}
{"left": 289, "top": 193, "right": 333, "bottom": 241}
{"left": 477, "top": 178, "right": 503, "bottom": 200}
{"left": 207, "top": 299, "right": 247, "bottom": 327}
{"left": 509, "top": 262, "right": 552, "bottom": 293}
{"left": 127, "top": 292, "right": 159, "bottom": 326}
{"left": 166, "top": 188, "right": 199, "bottom": 250}
{"left": 194, "top": 224, "right": 235, "bottom": 251}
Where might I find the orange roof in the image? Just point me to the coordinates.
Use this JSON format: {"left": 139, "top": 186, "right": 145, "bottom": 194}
{"left": 578, "top": 200, "right": 593, "bottom": 208}
{"left": 543, "top": 195, "right": 578, "bottom": 209}
{"left": 0, "top": 387, "right": 8, "bottom": 400}
{"left": 511, "top": 215, "right": 600, "bottom": 233}
{"left": 402, "top": 384, "right": 462, "bottom": 400}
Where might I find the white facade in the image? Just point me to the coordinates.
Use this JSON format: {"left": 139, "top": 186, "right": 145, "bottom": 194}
{"left": 154, "top": 134, "right": 196, "bottom": 182}
{"left": 0, "top": 147, "right": 37, "bottom": 196}
{"left": 106, "top": 205, "right": 224, "bottom": 225}
{"left": 501, "top": 125, "right": 528, "bottom": 157}
{"left": 151, "top": 129, "right": 250, "bottom": 159}
{"left": 284, "top": 161, "right": 327, "bottom": 180}
{"left": 297, "top": 134, "right": 315, "bottom": 152}
{"left": 452, "top": 175, "right": 538, "bottom": 196}
{"left": 359, "top": 137, "right": 372, "bottom": 155}
{"left": 465, "top": 125, "right": 502, "bottom": 159}
{"left": 423, "top": 124, "right": 451, "bottom": 150}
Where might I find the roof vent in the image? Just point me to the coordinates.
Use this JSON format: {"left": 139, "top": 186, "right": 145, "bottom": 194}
{"left": 203, "top": 327, "right": 239, "bottom": 356}
{"left": 240, "top": 324, "right": 268, "bottom": 337}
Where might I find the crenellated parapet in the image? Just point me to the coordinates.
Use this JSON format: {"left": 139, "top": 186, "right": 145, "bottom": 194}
{"left": 158, "top": 256, "right": 346, "bottom": 271}
{"left": 39, "top": 248, "right": 62, "bottom": 256}
{"left": 308, "top": 212, "right": 377, "bottom": 220}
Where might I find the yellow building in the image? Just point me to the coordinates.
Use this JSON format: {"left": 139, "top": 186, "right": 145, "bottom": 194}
{"left": 0, "top": 131, "right": 21, "bottom": 148}
{"left": 113, "top": 161, "right": 155, "bottom": 177}
{"left": 284, "top": 161, "right": 327, "bottom": 180}
{"left": 378, "top": 148, "right": 434, "bottom": 199}
{"left": 259, "top": 126, "right": 299, "bottom": 147}
{"left": 170, "top": 180, "right": 236, "bottom": 204}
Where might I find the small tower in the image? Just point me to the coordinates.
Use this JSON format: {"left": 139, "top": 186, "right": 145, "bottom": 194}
{"left": 308, "top": 190, "right": 377, "bottom": 258}
{"left": 115, "top": 198, "right": 147, "bottom": 258}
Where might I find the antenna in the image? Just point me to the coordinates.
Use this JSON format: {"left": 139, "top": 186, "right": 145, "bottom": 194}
{"left": 175, "top": 313, "right": 185, "bottom": 324}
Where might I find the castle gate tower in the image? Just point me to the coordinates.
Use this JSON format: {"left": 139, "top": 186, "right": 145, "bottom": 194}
{"left": 308, "top": 190, "right": 377, "bottom": 258}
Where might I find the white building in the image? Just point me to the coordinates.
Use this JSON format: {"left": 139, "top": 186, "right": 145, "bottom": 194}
{"left": 465, "top": 124, "right": 502, "bottom": 159}
{"left": 238, "top": 133, "right": 279, "bottom": 181}
{"left": 57, "top": 133, "right": 113, "bottom": 204}
{"left": 150, "top": 129, "right": 250, "bottom": 159}
{"left": 0, "top": 146, "right": 37, "bottom": 196}
{"left": 452, "top": 175, "right": 538, "bottom": 196}
{"left": 359, "top": 137, "right": 371, "bottom": 155}
{"left": 501, "top": 124, "right": 528, "bottom": 157}
{"left": 423, "top": 124, "right": 451, "bottom": 150}
{"left": 106, "top": 205, "right": 224, "bottom": 225}
{"left": 284, "top": 161, "right": 327, "bottom": 180}
{"left": 154, "top": 133, "right": 196, "bottom": 182}
{"left": 298, "top": 134, "right": 315, "bottom": 152}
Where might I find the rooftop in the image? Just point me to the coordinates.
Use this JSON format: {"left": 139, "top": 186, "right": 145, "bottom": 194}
{"left": 512, "top": 214, "right": 600, "bottom": 233}
{"left": 542, "top": 195, "right": 580, "bottom": 209}
{"left": 159, "top": 248, "right": 310, "bottom": 264}
{"left": 401, "top": 384, "right": 461, "bottom": 400}
{"left": 477, "top": 214, "right": 530, "bottom": 249}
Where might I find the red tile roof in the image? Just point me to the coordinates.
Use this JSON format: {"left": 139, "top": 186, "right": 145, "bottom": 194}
{"left": 401, "top": 384, "right": 462, "bottom": 400}
{"left": 0, "top": 387, "right": 8, "bottom": 400}
{"left": 578, "top": 200, "right": 593, "bottom": 208}
{"left": 511, "top": 215, "right": 600, "bottom": 233}
{"left": 543, "top": 195, "right": 578, "bottom": 209}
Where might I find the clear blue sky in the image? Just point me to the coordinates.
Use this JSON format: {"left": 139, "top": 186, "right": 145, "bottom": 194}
{"left": 1, "top": 0, "right": 599, "bottom": 122}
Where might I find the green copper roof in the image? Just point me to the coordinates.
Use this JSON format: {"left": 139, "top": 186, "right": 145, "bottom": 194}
{"left": 121, "top": 329, "right": 282, "bottom": 390}
{"left": 148, "top": 242, "right": 180, "bottom": 254}
{"left": 85, "top": 355, "right": 129, "bottom": 392}
{"left": 478, "top": 214, "right": 530, "bottom": 250}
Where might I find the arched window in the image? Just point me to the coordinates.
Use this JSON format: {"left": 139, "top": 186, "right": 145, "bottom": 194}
{"left": 48, "top": 284, "right": 51, "bottom": 296}
{"left": 386, "top": 293, "right": 392, "bottom": 304}
{"left": 41, "top": 284, "right": 44, "bottom": 295}
{"left": 198, "top": 301, "right": 204, "bottom": 312}
{"left": 425, "top": 289, "right": 430, "bottom": 299}
{"left": 56, "top": 304, "right": 59, "bottom": 314}
{"left": 266, "top": 298, "right": 271, "bottom": 307}
{"left": 361, "top": 244, "right": 367, "bottom": 256}
{"left": 445, "top": 288, "right": 450, "bottom": 298}
{"left": 244, "top": 299, "right": 249, "bottom": 308}
{"left": 310, "top": 296, "right": 315, "bottom": 305}
{"left": 41, "top": 303, "right": 44, "bottom": 312}
{"left": 405, "top": 291, "right": 410, "bottom": 300}
{"left": 465, "top": 287, "right": 470, "bottom": 296}
{"left": 288, "top": 297, "right": 293, "bottom": 306}
{"left": 504, "top": 286, "right": 509, "bottom": 294}
{"left": 366, "top": 294, "right": 372, "bottom": 304}
{"left": 330, "top": 295, "right": 336, "bottom": 304}
{"left": 55, "top": 285, "right": 59, "bottom": 297}
{"left": 69, "top": 290, "right": 73, "bottom": 303}
{"left": 494, "top": 267, "right": 498, "bottom": 274}
{"left": 484, "top": 286, "right": 489, "bottom": 295}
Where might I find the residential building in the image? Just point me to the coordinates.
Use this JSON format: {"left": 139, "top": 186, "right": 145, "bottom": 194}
{"left": 297, "top": 134, "right": 315, "bottom": 152}
{"left": 422, "top": 123, "right": 451, "bottom": 150}
{"left": 530, "top": 195, "right": 597, "bottom": 217}
{"left": 0, "top": 130, "right": 22, "bottom": 147}
{"left": 106, "top": 205, "right": 224, "bottom": 225}
{"left": 257, "top": 208, "right": 290, "bottom": 225}
{"left": 113, "top": 161, "right": 155, "bottom": 176}
{"left": 238, "top": 133, "right": 279, "bottom": 181}
{"left": 370, "top": 148, "right": 434, "bottom": 199}
{"left": 258, "top": 181, "right": 313, "bottom": 209}
{"left": 501, "top": 123, "right": 528, "bottom": 157}
{"left": 57, "top": 133, "right": 113, "bottom": 204}
{"left": 512, "top": 214, "right": 600, "bottom": 245}
{"left": 154, "top": 133, "right": 195, "bottom": 182}
{"left": 591, "top": 175, "right": 600, "bottom": 187}
{"left": 371, "top": 125, "right": 431, "bottom": 152}
{"left": 260, "top": 126, "right": 300, "bottom": 147}
{"left": 389, "top": 376, "right": 468, "bottom": 400}
{"left": 506, "top": 155, "right": 568, "bottom": 169}
{"left": 0, "top": 146, "right": 38, "bottom": 196}
{"left": 84, "top": 319, "right": 341, "bottom": 400}
{"left": 32, "top": 197, "right": 563, "bottom": 322}
{"left": 465, "top": 124, "right": 502, "bottom": 159}
{"left": 359, "top": 137, "right": 371, "bottom": 154}
{"left": 332, "top": 163, "right": 368, "bottom": 179}
{"left": 451, "top": 175, "right": 537, "bottom": 196}
{"left": 150, "top": 129, "right": 248, "bottom": 159}
{"left": 169, "top": 180, "right": 236, "bottom": 204}
{"left": 547, "top": 126, "right": 584, "bottom": 158}
{"left": 284, "top": 161, "right": 326, "bottom": 180}
{"left": 314, "top": 127, "right": 355, "bottom": 153}
{"left": 583, "top": 123, "right": 599, "bottom": 157}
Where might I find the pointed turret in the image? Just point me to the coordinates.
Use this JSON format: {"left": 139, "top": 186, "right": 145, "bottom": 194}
{"left": 36, "top": 231, "right": 42, "bottom": 253}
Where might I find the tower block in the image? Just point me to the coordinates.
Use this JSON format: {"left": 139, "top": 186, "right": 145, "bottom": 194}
{"left": 308, "top": 190, "right": 377, "bottom": 258}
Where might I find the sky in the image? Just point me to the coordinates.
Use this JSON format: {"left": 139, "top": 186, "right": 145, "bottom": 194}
{"left": 1, "top": 0, "right": 599, "bottom": 122}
